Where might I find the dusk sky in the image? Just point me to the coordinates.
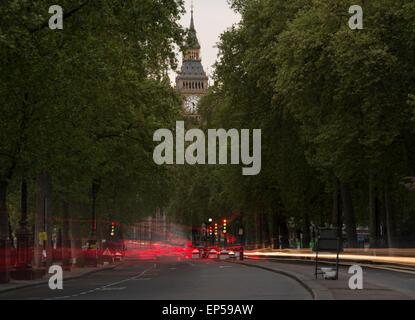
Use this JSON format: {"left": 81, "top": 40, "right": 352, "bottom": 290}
{"left": 169, "top": 0, "right": 241, "bottom": 85}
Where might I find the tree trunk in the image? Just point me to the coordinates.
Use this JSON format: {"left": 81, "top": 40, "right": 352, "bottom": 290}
{"left": 369, "top": 175, "right": 380, "bottom": 248}
{"left": 332, "top": 179, "right": 341, "bottom": 227}
{"left": 340, "top": 182, "right": 357, "bottom": 248}
{"left": 404, "top": 141, "right": 415, "bottom": 217}
{"left": 70, "top": 209, "right": 84, "bottom": 267}
{"left": 14, "top": 178, "right": 33, "bottom": 279}
{"left": 332, "top": 178, "right": 343, "bottom": 239}
{"left": 249, "top": 217, "right": 256, "bottom": 249}
{"left": 0, "top": 180, "right": 10, "bottom": 283}
{"left": 279, "top": 215, "right": 289, "bottom": 249}
{"left": 255, "top": 211, "right": 262, "bottom": 248}
{"left": 384, "top": 179, "right": 396, "bottom": 248}
{"left": 302, "top": 208, "right": 311, "bottom": 248}
{"left": 272, "top": 209, "right": 280, "bottom": 249}
{"left": 55, "top": 228, "right": 62, "bottom": 262}
{"left": 62, "top": 202, "right": 72, "bottom": 268}
{"left": 238, "top": 210, "right": 245, "bottom": 248}
{"left": 262, "top": 208, "right": 271, "bottom": 248}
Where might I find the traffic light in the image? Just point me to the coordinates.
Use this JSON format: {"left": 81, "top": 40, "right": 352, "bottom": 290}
{"left": 223, "top": 219, "right": 227, "bottom": 234}
{"left": 214, "top": 222, "right": 218, "bottom": 236}
{"left": 209, "top": 226, "right": 213, "bottom": 237}
{"left": 110, "top": 222, "right": 115, "bottom": 237}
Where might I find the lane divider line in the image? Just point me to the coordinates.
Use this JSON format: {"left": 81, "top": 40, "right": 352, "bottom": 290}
{"left": 50, "top": 265, "right": 155, "bottom": 300}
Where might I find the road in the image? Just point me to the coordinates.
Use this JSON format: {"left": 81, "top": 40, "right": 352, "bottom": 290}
{"left": 0, "top": 258, "right": 312, "bottom": 300}
{"left": 241, "top": 258, "right": 415, "bottom": 299}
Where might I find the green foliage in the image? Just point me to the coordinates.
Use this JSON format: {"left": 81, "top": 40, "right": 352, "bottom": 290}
{"left": 0, "top": 1, "right": 186, "bottom": 234}
{"left": 2, "top": 0, "right": 415, "bottom": 247}
{"left": 176, "top": 0, "right": 415, "bottom": 246}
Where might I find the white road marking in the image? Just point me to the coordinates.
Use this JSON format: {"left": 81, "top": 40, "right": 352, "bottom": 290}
{"left": 50, "top": 265, "right": 154, "bottom": 300}
{"left": 99, "top": 287, "right": 126, "bottom": 291}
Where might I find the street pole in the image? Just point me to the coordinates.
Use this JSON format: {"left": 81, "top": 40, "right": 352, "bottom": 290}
{"left": 91, "top": 180, "right": 99, "bottom": 239}
{"left": 34, "top": 173, "right": 52, "bottom": 277}
{"left": 88, "top": 179, "right": 100, "bottom": 267}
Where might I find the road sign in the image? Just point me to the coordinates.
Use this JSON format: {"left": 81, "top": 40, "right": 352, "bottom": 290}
{"left": 102, "top": 248, "right": 112, "bottom": 256}
{"left": 38, "top": 231, "right": 47, "bottom": 241}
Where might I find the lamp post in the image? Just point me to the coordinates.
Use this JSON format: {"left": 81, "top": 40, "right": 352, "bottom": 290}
{"left": 87, "top": 179, "right": 100, "bottom": 267}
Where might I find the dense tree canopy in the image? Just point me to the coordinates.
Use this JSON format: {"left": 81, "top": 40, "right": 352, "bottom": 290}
{"left": 0, "top": 0, "right": 187, "bottom": 245}
{"left": 175, "top": 0, "right": 415, "bottom": 249}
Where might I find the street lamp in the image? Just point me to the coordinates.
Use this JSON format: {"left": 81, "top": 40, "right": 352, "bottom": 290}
{"left": 208, "top": 218, "right": 212, "bottom": 223}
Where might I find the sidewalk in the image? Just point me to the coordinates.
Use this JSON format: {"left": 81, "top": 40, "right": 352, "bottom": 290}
{"left": 0, "top": 262, "right": 121, "bottom": 294}
{"left": 233, "top": 258, "right": 413, "bottom": 300}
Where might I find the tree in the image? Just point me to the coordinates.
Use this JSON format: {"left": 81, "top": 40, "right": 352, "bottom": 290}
{"left": 0, "top": 0, "right": 186, "bottom": 282}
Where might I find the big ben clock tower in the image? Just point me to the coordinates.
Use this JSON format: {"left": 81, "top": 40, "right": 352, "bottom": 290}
{"left": 175, "top": 3, "right": 209, "bottom": 120}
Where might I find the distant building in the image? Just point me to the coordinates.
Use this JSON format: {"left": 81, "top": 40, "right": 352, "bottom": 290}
{"left": 175, "top": 4, "right": 209, "bottom": 120}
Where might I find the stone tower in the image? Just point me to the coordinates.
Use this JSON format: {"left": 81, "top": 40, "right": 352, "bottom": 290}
{"left": 175, "top": 3, "right": 209, "bottom": 120}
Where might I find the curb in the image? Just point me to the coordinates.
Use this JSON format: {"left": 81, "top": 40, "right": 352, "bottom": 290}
{"left": 0, "top": 263, "right": 122, "bottom": 295}
{"left": 229, "top": 259, "right": 334, "bottom": 300}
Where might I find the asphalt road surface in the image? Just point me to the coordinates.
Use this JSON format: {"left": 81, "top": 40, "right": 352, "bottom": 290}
{"left": 0, "top": 258, "right": 312, "bottom": 300}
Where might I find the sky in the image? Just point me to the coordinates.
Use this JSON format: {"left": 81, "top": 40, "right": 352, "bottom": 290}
{"left": 169, "top": 0, "right": 241, "bottom": 85}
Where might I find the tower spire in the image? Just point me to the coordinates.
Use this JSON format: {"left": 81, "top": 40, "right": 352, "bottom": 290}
{"left": 190, "top": 0, "right": 195, "bottom": 30}
{"left": 186, "top": 0, "right": 200, "bottom": 50}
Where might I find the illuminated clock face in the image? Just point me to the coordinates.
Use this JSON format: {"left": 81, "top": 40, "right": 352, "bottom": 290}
{"left": 184, "top": 95, "right": 200, "bottom": 114}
